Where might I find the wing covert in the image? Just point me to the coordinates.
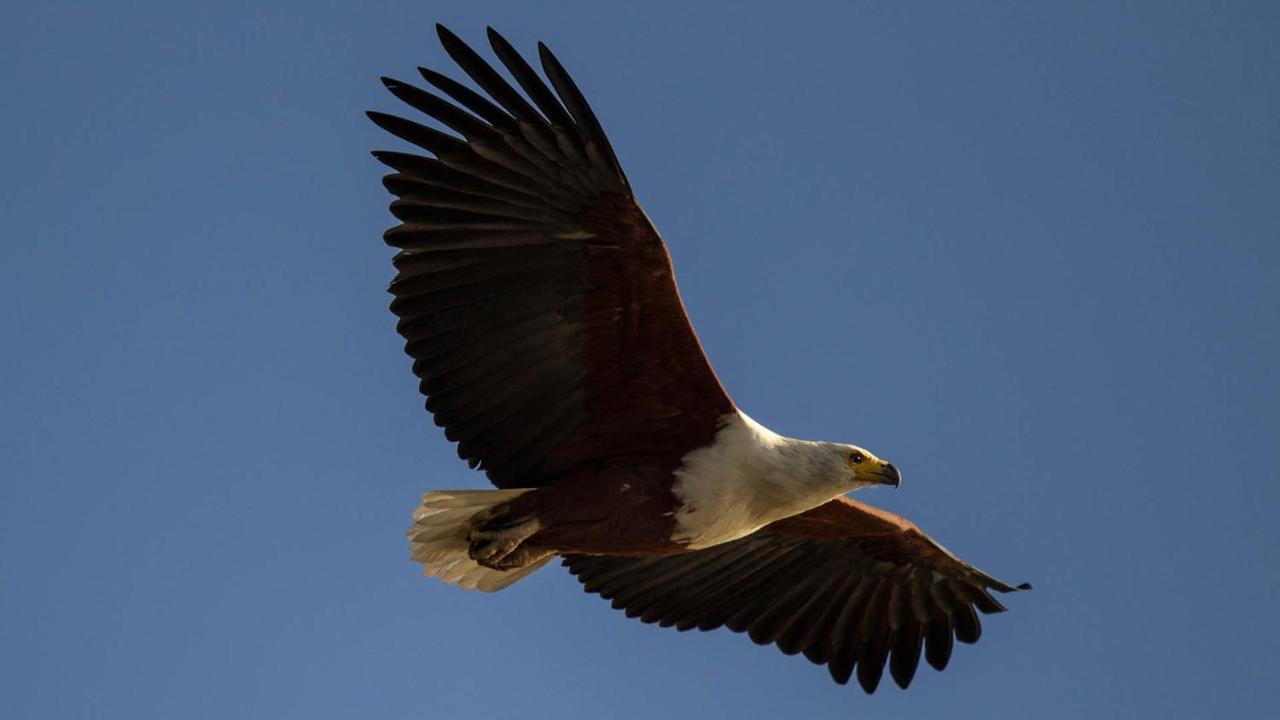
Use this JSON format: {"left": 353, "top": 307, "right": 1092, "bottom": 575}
{"left": 564, "top": 496, "right": 1028, "bottom": 693}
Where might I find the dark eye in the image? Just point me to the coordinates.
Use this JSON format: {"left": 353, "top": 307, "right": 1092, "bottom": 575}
{"left": 849, "top": 452, "right": 865, "bottom": 464}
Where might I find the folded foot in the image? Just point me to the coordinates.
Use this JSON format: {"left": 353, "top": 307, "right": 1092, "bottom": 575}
{"left": 468, "top": 512, "right": 546, "bottom": 570}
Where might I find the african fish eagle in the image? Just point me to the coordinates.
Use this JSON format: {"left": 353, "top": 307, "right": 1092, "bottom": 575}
{"left": 368, "top": 24, "right": 1029, "bottom": 694}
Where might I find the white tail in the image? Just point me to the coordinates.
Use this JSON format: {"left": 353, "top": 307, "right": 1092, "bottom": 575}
{"left": 406, "top": 489, "right": 553, "bottom": 592}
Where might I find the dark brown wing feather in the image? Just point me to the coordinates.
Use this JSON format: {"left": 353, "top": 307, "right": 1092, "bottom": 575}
{"left": 370, "top": 25, "right": 733, "bottom": 488}
{"left": 563, "top": 496, "right": 1029, "bottom": 694}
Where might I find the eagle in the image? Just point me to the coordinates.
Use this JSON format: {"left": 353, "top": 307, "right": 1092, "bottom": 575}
{"left": 368, "top": 24, "right": 1029, "bottom": 694}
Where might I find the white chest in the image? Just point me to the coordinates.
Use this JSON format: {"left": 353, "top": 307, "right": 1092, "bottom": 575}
{"left": 669, "top": 412, "right": 843, "bottom": 549}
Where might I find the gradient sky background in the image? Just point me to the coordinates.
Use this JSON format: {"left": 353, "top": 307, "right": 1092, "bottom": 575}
{"left": 3, "top": 2, "right": 1278, "bottom": 718}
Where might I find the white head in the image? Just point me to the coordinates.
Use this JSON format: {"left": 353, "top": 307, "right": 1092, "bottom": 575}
{"left": 805, "top": 441, "right": 902, "bottom": 491}
{"left": 668, "top": 412, "right": 903, "bottom": 549}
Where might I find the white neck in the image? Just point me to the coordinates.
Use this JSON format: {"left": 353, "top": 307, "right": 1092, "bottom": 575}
{"left": 669, "top": 411, "right": 851, "bottom": 549}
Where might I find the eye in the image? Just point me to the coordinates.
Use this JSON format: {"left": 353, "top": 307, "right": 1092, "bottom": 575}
{"left": 848, "top": 452, "right": 865, "bottom": 464}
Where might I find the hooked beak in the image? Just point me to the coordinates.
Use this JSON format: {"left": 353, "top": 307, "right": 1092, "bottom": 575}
{"left": 871, "top": 462, "right": 901, "bottom": 488}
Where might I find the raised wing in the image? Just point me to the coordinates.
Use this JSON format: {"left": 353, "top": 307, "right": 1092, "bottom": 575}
{"left": 563, "top": 496, "right": 1029, "bottom": 693}
{"left": 369, "top": 26, "right": 734, "bottom": 488}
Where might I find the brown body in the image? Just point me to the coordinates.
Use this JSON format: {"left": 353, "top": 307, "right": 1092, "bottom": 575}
{"left": 509, "top": 460, "right": 685, "bottom": 557}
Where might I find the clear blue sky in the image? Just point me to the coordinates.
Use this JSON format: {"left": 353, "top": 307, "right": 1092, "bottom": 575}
{"left": 3, "top": 2, "right": 1277, "bottom": 718}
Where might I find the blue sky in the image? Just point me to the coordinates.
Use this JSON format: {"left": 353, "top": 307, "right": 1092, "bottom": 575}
{"left": 3, "top": 2, "right": 1277, "bottom": 718}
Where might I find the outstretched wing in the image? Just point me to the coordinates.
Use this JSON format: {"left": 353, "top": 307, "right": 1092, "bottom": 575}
{"left": 563, "top": 496, "right": 1029, "bottom": 694}
{"left": 370, "top": 26, "right": 734, "bottom": 489}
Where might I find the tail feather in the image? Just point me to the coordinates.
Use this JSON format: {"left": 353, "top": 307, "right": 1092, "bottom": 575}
{"left": 407, "top": 489, "right": 552, "bottom": 592}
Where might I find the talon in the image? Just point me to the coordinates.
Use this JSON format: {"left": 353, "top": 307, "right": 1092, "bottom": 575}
{"left": 466, "top": 514, "right": 543, "bottom": 569}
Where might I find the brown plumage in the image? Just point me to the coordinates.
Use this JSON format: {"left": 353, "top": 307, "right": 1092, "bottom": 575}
{"left": 372, "top": 27, "right": 731, "bottom": 491}
{"left": 370, "top": 23, "right": 1027, "bottom": 694}
{"left": 566, "top": 497, "right": 1028, "bottom": 692}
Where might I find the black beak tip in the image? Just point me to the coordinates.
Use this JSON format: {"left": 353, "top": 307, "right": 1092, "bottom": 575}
{"left": 884, "top": 462, "right": 901, "bottom": 488}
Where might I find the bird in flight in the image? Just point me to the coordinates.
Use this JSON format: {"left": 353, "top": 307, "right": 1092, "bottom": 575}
{"left": 368, "top": 24, "right": 1028, "bottom": 695}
